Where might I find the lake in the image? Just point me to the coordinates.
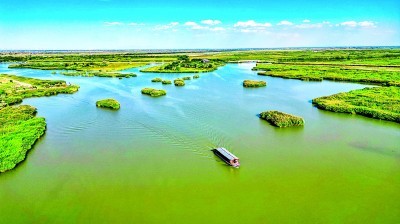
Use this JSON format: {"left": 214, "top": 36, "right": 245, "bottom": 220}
{"left": 0, "top": 63, "right": 399, "bottom": 223}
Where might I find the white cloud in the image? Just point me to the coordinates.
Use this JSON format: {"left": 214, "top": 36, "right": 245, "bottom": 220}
{"left": 340, "top": 21, "right": 376, "bottom": 28}
{"left": 184, "top": 21, "right": 198, "bottom": 26}
{"left": 154, "top": 22, "right": 179, "bottom": 30}
{"left": 358, "top": 21, "right": 376, "bottom": 27}
{"left": 104, "top": 21, "right": 123, "bottom": 26}
{"left": 303, "top": 19, "right": 311, "bottom": 23}
{"left": 184, "top": 21, "right": 206, "bottom": 30}
{"left": 184, "top": 21, "right": 225, "bottom": 32}
{"left": 277, "top": 20, "right": 293, "bottom": 26}
{"left": 340, "top": 21, "right": 358, "bottom": 27}
{"left": 201, "top": 20, "right": 221, "bottom": 25}
{"left": 234, "top": 20, "right": 272, "bottom": 28}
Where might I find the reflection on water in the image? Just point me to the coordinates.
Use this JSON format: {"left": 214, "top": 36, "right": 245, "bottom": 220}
{"left": 0, "top": 62, "right": 399, "bottom": 223}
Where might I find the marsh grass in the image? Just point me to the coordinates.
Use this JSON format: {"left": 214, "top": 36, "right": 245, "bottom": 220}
{"left": 141, "top": 88, "right": 167, "bottom": 97}
{"left": 312, "top": 87, "right": 400, "bottom": 123}
{"left": 0, "top": 105, "right": 46, "bottom": 172}
{"left": 96, "top": 98, "right": 120, "bottom": 110}
{"left": 243, "top": 80, "right": 267, "bottom": 87}
{"left": 259, "top": 111, "right": 305, "bottom": 127}
{"left": 174, "top": 79, "right": 185, "bottom": 86}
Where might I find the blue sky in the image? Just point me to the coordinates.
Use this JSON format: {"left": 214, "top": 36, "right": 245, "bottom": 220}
{"left": 0, "top": 0, "right": 399, "bottom": 49}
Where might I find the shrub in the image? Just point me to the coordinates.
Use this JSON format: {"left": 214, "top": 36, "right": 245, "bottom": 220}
{"left": 151, "top": 77, "right": 162, "bottom": 82}
{"left": 162, "top": 80, "right": 172, "bottom": 84}
{"left": 193, "top": 74, "right": 200, "bottom": 79}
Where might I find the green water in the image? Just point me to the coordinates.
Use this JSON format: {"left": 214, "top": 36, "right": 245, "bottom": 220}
{"left": 0, "top": 63, "right": 399, "bottom": 223}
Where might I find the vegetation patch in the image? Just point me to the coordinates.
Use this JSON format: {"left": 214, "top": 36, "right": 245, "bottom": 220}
{"left": 141, "top": 55, "right": 225, "bottom": 73}
{"left": 243, "top": 80, "right": 267, "bottom": 87}
{"left": 0, "top": 105, "right": 46, "bottom": 172}
{"left": 151, "top": 77, "right": 162, "bottom": 82}
{"left": 141, "top": 88, "right": 167, "bottom": 97}
{"left": 260, "top": 111, "right": 305, "bottom": 128}
{"left": 174, "top": 79, "right": 185, "bottom": 86}
{"left": 9, "top": 61, "right": 147, "bottom": 72}
{"left": 0, "top": 74, "right": 79, "bottom": 108}
{"left": 182, "top": 76, "right": 191, "bottom": 80}
{"left": 162, "top": 80, "right": 172, "bottom": 85}
{"left": 255, "top": 64, "right": 400, "bottom": 86}
{"left": 193, "top": 74, "right": 200, "bottom": 79}
{"left": 312, "top": 87, "right": 400, "bottom": 123}
{"left": 96, "top": 98, "right": 120, "bottom": 110}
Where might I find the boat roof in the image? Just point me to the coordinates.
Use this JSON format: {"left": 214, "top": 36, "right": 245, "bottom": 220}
{"left": 215, "top": 147, "right": 238, "bottom": 160}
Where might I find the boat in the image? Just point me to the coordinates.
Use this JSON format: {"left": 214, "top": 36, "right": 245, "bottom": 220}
{"left": 212, "top": 147, "right": 240, "bottom": 167}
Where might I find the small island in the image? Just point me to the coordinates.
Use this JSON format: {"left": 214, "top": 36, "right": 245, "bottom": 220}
{"left": 151, "top": 77, "right": 162, "bottom": 82}
{"left": 162, "top": 80, "right": 172, "bottom": 84}
{"left": 259, "top": 111, "right": 305, "bottom": 128}
{"left": 174, "top": 79, "right": 185, "bottom": 86}
{"left": 96, "top": 98, "right": 121, "bottom": 110}
{"left": 141, "top": 88, "right": 167, "bottom": 97}
{"left": 193, "top": 74, "right": 200, "bottom": 79}
{"left": 182, "top": 76, "right": 191, "bottom": 80}
{"left": 243, "top": 80, "right": 267, "bottom": 87}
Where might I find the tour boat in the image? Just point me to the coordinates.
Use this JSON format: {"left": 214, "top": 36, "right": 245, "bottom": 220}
{"left": 212, "top": 147, "right": 240, "bottom": 167}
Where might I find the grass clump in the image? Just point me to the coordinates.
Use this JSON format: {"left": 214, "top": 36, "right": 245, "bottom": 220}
{"left": 260, "top": 111, "right": 305, "bottom": 128}
{"left": 243, "top": 80, "right": 267, "bottom": 87}
{"left": 96, "top": 98, "right": 120, "bottom": 110}
{"left": 151, "top": 77, "right": 162, "bottom": 82}
{"left": 312, "top": 86, "right": 400, "bottom": 123}
{"left": 162, "top": 80, "right": 172, "bottom": 85}
{"left": 0, "top": 105, "right": 46, "bottom": 172}
{"left": 141, "top": 88, "right": 167, "bottom": 97}
{"left": 193, "top": 74, "right": 200, "bottom": 79}
{"left": 182, "top": 76, "right": 191, "bottom": 80}
{"left": 174, "top": 79, "right": 185, "bottom": 86}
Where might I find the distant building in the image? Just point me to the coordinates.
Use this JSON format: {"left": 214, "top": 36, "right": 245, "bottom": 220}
{"left": 201, "top": 59, "right": 210, "bottom": 63}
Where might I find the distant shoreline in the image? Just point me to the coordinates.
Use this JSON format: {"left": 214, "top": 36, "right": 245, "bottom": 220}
{"left": 1, "top": 46, "right": 400, "bottom": 54}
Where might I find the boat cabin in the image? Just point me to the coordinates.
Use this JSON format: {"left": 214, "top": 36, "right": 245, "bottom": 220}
{"left": 212, "top": 147, "right": 240, "bottom": 167}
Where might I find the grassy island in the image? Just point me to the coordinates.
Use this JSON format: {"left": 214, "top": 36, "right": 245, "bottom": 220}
{"left": 151, "top": 77, "right": 162, "bottom": 82}
{"left": 312, "top": 87, "right": 400, "bottom": 123}
{"left": 140, "top": 55, "right": 224, "bottom": 73}
{"left": 0, "top": 74, "right": 79, "bottom": 108}
{"left": 182, "top": 76, "right": 191, "bottom": 80}
{"left": 243, "top": 80, "right": 267, "bottom": 87}
{"left": 260, "top": 111, "right": 305, "bottom": 128}
{"left": 255, "top": 64, "right": 400, "bottom": 86}
{"left": 193, "top": 74, "right": 200, "bottom": 79}
{"left": 174, "top": 79, "right": 185, "bottom": 86}
{"left": 96, "top": 98, "right": 120, "bottom": 110}
{"left": 162, "top": 80, "right": 172, "bottom": 84}
{"left": 0, "top": 75, "right": 79, "bottom": 172}
{"left": 0, "top": 105, "right": 46, "bottom": 172}
{"left": 141, "top": 88, "right": 167, "bottom": 97}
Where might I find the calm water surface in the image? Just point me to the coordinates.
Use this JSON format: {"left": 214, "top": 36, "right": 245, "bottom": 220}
{"left": 0, "top": 63, "right": 399, "bottom": 223}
